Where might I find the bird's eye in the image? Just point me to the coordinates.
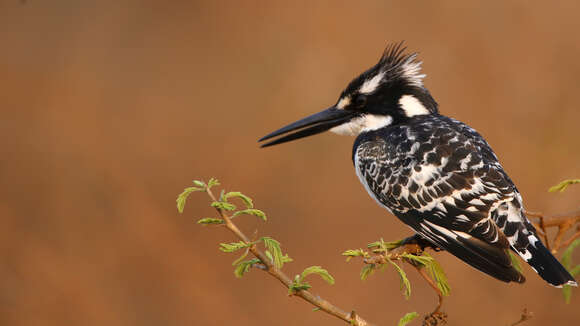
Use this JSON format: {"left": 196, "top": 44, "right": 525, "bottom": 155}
{"left": 354, "top": 94, "right": 367, "bottom": 108}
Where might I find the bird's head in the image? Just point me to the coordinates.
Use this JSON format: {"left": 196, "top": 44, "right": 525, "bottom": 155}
{"left": 259, "top": 42, "right": 438, "bottom": 147}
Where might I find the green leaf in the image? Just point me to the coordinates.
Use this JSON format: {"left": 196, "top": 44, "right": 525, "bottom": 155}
{"left": 265, "top": 250, "right": 274, "bottom": 263}
{"left": 423, "top": 252, "right": 451, "bottom": 296}
{"left": 262, "top": 237, "right": 284, "bottom": 269}
{"left": 197, "top": 218, "right": 224, "bottom": 225}
{"left": 234, "top": 258, "right": 260, "bottom": 278}
{"left": 398, "top": 312, "right": 419, "bottom": 326}
{"left": 289, "top": 274, "right": 312, "bottom": 294}
{"left": 401, "top": 253, "right": 434, "bottom": 267}
{"left": 207, "top": 178, "right": 220, "bottom": 189}
{"left": 548, "top": 179, "right": 580, "bottom": 193}
{"left": 281, "top": 254, "right": 293, "bottom": 264}
{"left": 508, "top": 251, "right": 523, "bottom": 273}
{"left": 560, "top": 240, "right": 580, "bottom": 304}
{"left": 193, "top": 180, "right": 205, "bottom": 187}
{"left": 219, "top": 241, "right": 253, "bottom": 253}
{"left": 211, "top": 201, "right": 236, "bottom": 211}
{"left": 360, "top": 264, "right": 375, "bottom": 281}
{"left": 561, "top": 239, "right": 580, "bottom": 270}
{"left": 232, "top": 250, "right": 250, "bottom": 266}
{"left": 389, "top": 260, "right": 411, "bottom": 299}
{"left": 368, "top": 238, "right": 402, "bottom": 252}
{"left": 176, "top": 186, "right": 203, "bottom": 213}
{"left": 299, "top": 266, "right": 335, "bottom": 285}
{"left": 232, "top": 209, "right": 267, "bottom": 221}
{"left": 570, "top": 264, "right": 580, "bottom": 276}
{"left": 563, "top": 284, "right": 573, "bottom": 304}
{"left": 224, "top": 191, "right": 254, "bottom": 208}
{"left": 289, "top": 283, "right": 312, "bottom": 294}
{"left": 342, "top": 249, "right": 368, "bottom": 261}
{"left": 312, "top": 307, "right": 321, "bottom": 312}
{"left": 397, "top": 312, "right": 419, "bottom": 326}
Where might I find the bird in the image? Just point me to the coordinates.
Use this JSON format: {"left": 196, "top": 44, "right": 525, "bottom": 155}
{"left": 258, "top": 42, "right": 577, "bottom": 287}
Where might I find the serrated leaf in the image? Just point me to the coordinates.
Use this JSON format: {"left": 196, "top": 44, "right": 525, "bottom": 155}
{"left": 300, "top": 266, "right": 335, "bottom": 285}
{"left": 508, "top": 251, "right": 523, "bottom": 273}
{"left": 281, "top": 254, "right": 293, "bottom": 264}
{"left": 232, "top": 250, "right": 250, "bottom": 266}
{"left": 197, "top": 218, "right": 224, "bottom": 225}
{"left": 219, "top": 241, "right": 252, "bottom": 253}
{"left": 342, "top": 249, "right": 368, "bottom": 261}
{"left": 176, "top": 186, "right": 203, "bottom": 213}
{"left": 401, "top": 253, "right": 433, "bottom": 267}
{"left": 262, "top": 237, "right": 284, "bottom": 269}
{"left": 389, "top": 260, "right": 411, "bottom": 299}
{"left": 232, "top": 209, "right": 267, "bottom": 221}
{"left": 265, "top": 250, "right": 273, "bottom": 263}
{"left": 397, "top": 312, "right": 419, "bottom": 326}
{"left": 548, "top": 179, "right": 580, "bottom": 193}
{"left": 207, "top": 178, "right": 220, "bottom": 188}
{"left": 360, "top": 264, "right": 375, "bottom": 281}
{"left": 211, "top": 201, "right": 236, "bottom": 211}
{"left": 368, "top": 238, "right": 402, "bottom": 251}
{"left": 423, "top": 252, "right": 451, "bottom": 296}
{"left": 224, "top": 192, "right": 254, "bottom": 208}
{"left": 234, "top": 258, "right": 260, "bottom": 278}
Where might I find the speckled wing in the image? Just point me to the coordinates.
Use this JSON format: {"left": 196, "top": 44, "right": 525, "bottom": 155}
{"left": 353, "top": 115, "right": 526, "bottom": 282}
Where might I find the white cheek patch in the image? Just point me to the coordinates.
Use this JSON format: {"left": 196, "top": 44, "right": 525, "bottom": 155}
{"left": 336, "top": 96, "right": 351, "bottom": 109}
{"left": 361, "top": 115, "right": 393, "bottom": 131}
{"left": 399, "top": 95, "right": 429, "bottom": 117}
{"left": 359, "top": 72, "right": 385, "bottom": 94}
{"left": 330, "top": 114, "right": 393, "bottom": 136}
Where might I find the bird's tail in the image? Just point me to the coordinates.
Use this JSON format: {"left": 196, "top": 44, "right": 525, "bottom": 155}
{"left": 515, "top": 237, "right": 577, "bottom": 287}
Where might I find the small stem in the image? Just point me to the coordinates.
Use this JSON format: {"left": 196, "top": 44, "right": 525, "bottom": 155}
{"left": 415, "top": 266, "right": 443, "bottom": 314}
{"left": 205, "top": 187, "right": 375, "bottom": 326}
{"left": 524, "top": 208, "right": 580, "bottom": 254}
{"left": 509, "top": 308, "right": 533, "bottom": 326}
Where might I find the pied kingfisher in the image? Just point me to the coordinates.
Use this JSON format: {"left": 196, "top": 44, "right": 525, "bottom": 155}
{"left": 259, "top": 43, "right": 576, "bottom": 287}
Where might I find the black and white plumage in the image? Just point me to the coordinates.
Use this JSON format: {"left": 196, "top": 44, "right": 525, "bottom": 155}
{"left": 259, "top": 43, "right": 576, "bottom": 287}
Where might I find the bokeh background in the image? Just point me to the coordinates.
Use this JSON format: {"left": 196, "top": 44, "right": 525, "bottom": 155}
{"left": 2, "top": 1, "right": 580, "bottom": 325}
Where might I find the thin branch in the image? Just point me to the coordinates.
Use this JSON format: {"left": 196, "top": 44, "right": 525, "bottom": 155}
{"left": 205, "top": 188, "right": 376, "bottom": 326}
{"left": 525, "top": 208, "right": 580, "bottom": 254}
{"left": 415, "top": 266, "right": 443, "bottom": 315}
{"left": 509, "top": 308, "right": 533, "bottom": 326}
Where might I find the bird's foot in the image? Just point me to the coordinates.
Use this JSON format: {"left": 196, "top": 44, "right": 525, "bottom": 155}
{"left": 424, "top": 311, "right": 448, "bottom": 326}
{"left": 400, "top": 234, "right": 442, "bottom": 252}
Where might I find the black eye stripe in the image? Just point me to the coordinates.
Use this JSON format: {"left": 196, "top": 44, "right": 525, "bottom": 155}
{"left": 354, "top": 94, "right": 367, "bottom": 108}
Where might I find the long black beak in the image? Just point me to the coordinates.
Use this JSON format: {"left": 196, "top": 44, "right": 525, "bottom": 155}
{"left": 258, "top": 107, "right": 355, "bottom": 147}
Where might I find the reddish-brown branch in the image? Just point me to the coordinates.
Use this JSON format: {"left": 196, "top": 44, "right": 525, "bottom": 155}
{"left": 205, "top": 188, "right": 375, "bottom": 326}
{"left": 525, "top": 207, "right": 580, "bottom": 254}
{"left": 415, "top": 266, "right": 443, "bottom": 314}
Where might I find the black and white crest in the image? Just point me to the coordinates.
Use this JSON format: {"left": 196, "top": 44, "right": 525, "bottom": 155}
{"left": 342, "top": 42, "right": 427, "bottom": 96}
{"left": 335, "top": 42, "right": 438, "bottom": 122}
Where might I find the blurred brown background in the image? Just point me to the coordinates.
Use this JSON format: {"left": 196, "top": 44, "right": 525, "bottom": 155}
{"left": 2, "top": 1, "right": 580, "bottom": 325}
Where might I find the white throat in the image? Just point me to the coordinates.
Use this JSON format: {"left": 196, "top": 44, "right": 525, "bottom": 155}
{"left": 330, "top": 114, "right": 393, "bottom": 136}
